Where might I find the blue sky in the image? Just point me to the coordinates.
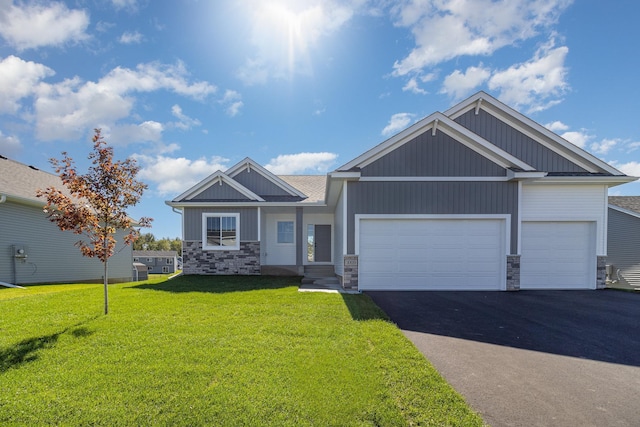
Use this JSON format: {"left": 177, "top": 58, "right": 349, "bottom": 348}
{"left": 1, "top": 0, "right": 639, "bottom": 238}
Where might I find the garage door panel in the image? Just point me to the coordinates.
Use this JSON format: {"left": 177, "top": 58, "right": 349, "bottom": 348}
{"left": 359, "top": 219, "right": 505, "bottom": 290}
{"left": 521, "top": 222, "right": 595, "bottom": 289}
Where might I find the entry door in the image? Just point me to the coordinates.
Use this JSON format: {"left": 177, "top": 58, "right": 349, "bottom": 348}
{"left": 309, "top": 224, "right": 331, "bottom": 262}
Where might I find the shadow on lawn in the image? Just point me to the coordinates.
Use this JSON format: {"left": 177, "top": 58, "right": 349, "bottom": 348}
{"left": 341, "top": 293, "right": 390, "bottom": 322}
{"left": 131, "top": 275, "right": 300, "bottom": 294}
{"left": 0, "top": 320, "right": 97, "bottom": 374}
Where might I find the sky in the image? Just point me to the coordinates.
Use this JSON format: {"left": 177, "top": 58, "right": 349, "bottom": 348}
{"left": 1, "top": 0, "right": 639, "bottom": 239}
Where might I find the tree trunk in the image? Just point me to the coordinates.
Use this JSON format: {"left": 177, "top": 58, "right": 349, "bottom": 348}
{"left": 103, "top": 258, "right": 109, "bottom": 315}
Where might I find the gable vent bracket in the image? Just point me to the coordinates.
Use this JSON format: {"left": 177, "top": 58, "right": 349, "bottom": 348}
{"left": 474, "top": 98, "right": 483, "bottom": 115}
{"left": 432, "top": 119, "right": 439, "bottom": 136}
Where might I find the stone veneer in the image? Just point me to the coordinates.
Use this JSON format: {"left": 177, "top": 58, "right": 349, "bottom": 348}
{"left": 342, "top": 255, "right": 359, "bottom": 290}
{"left": 596, "top": 256, "right": 606, "bottom": 289}
{"left": 506, "top": 255, "right": 521, "bottom": 291}
{"left": 182, "top": 241, "right": 260, "bottom": 275}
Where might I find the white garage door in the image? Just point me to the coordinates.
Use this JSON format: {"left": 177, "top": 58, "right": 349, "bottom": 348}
{"left": 520, "top": 222, "right": 595, "bottom": 289}
{"left": 358, "top": 218, "right": 505, "bottom": 290}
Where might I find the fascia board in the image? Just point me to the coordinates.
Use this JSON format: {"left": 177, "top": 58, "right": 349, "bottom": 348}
{"left": 528, "top": 176, "right": 638, "bottom": 186}
{"left": 446, "top": 92, "right": 624, "bottom": 176}
{"left": 608, "top": 204, "right": 640, "bottom": 219}
{"left": 172, "top": 170, "right": 226, "bottom": 201}
{"left": 166, "top": 201, "right": 327, "bottom": 208}
{"left": 226, "top": 157, "right": 307, "bottom": 198}
{"left": 336, "top": 112, "right": 443, "bottom": 171}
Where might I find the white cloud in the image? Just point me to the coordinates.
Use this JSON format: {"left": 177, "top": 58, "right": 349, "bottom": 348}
{"left": 560, "top": 130, "right": 591, "bottom": 149}
{"left": 111, "top": 0, "right": 139, "bottom": 11}
{"left": 382, "top": 112, "right": 414, "bottom": 137}
{"left": 402, "top": 77, "right": 427, "bottom": 95}
{"left": 589, "top": 138, "right": 618, "bottom": 155}
{"left": 488, "top": 39, "right": 569, "bottom": 113}
{"left": 391, "top": 0, "right": 572, "bottom": 76}
{"left": 170, "top": 104, "right": 201, "bottom": 130}
{"left": 0, "top": 129, "right": 21, "bottom": 157}
{"left": 264, "top": 152, "right": 338, "bottom": 174}
{"left": 545, "top": 120, "right": 569, "bottom": 132}
{"left": 33, "top": 61, "right": 216, "bottom": 141}
{"left": 237, "top": 0, "right": 360, "bottom": 85}
{"left": 0, "top": 55, "right": 54, "bottom": 114}
{"left": 106, "top": 121, "right": 165, "bottom": 145}
{"left": 0, "top": 1, "right": 90, "bottom": 50}
{"left": 440, "top": 65, "right": 491, "bottom": 100}
{"left": 135, "top": 155, "right": 230, "bottom": 195}
{"left": 219, "top": 90, "right": 243, "bottom": 117}
{"left": 119, "top": 31, "right": 143, "bottom": 44}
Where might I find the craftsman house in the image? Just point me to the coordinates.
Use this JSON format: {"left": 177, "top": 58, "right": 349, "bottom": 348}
{"left": 167, "top": 92, "right": 635, "bottom": 291}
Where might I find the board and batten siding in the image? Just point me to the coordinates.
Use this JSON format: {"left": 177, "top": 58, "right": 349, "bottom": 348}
{"left": 232, "top": 169, "right": 291, "bottom": 197}
{"left": 454, "top": 109, "right": 588, "bottom": 173}
{"left": 190, "top": 181, "right": 251, "bottom": 201}
{"left": 607, "top": 208, "right": 640, "bottom": 287}
{"left": 520, "top": 184, "right": 607, "bottom": 254}
{"left": 346, "top": 181, "right": 518, "bottom": 254}
{"left": 183, "top": 207, "right": 259, "bottom": 241}
{"left": 0, "top": 201, "right": 132, "bottom": 284}
{"left": 361, "top": 129, "right": 507, "bottom": 177}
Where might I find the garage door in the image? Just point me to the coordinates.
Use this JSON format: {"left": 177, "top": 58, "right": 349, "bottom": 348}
{"left": 520, "top": 222, "right": 595, "bottom": 289}
{"left": 358, "top": 218, "right": 505, "bottom": 290}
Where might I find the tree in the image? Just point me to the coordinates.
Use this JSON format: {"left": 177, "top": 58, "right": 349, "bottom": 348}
{"left": 37, "top": 129, "right": 152, "bottom": 315}
{"left": 133, "top": 232, "right": 156, "bottom": 250}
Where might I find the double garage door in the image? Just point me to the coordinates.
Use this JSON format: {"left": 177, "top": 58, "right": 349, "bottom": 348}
{"left": 358, "top": 218, "right": 596, "bottom": 291}
{"left": 358, "top": 218, "right": 506, "bottom": 290}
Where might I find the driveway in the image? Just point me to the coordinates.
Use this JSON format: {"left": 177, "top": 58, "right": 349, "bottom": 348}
{"left": 367, "top": 290, "right": 640, "bottom": 427}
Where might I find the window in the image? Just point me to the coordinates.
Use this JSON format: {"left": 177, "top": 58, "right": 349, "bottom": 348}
{"left": 147, "top": 258, "right": 152, "bottom": 262}
{"left": 166, "top": 258, "right": 173, "bottom": 264}
{"left": 277, "top": 221, "right": 294, "bottom": 244}
{"left": 203, "top": 213, "right": 240, "bottom": 250}
{"left": 133, "top": 257, "right": 139, "bottom": 262}
{"left": 162, "top": 266, "right": 170, "bottom": 273}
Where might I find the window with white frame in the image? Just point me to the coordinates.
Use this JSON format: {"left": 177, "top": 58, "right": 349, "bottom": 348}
{"left": 162, "top": 266, "right": 170, "bottom": 273}
{"left": 277, "top": 221, "right": 294, "bottom": 244}
{"left": 166, "top": 258, "right": 173, "bottom": 264}
{"left": 202, "top": 213, "right": 240, "bottom": 250}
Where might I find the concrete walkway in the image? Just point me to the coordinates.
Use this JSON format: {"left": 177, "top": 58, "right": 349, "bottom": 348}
{"left": 367, "top": 290, "right": 640, "bottom": 427}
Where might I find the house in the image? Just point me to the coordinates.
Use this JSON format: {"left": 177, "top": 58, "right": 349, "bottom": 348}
{"left": 607, "top": 196, "right": 640, "bottom": 288}
{"left": 132, "top": 262, "right": 149, "bottom": 281}
{"left": 0, "top": 156, "right": 134, "bottom": 285}
{"left": 166, "top": 91, "right": 636, "bottom": 291}
{"left": 133, "top": 250, "right": 178, "bottom": 274}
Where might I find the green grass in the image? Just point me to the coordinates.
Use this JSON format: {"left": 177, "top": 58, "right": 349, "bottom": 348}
{"left": 0, "top": 275, "right": 483, "bottom": 426}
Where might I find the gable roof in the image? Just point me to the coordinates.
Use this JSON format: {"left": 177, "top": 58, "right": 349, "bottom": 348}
{"left": 609, "top": 196, "right": 640, "bottom": 219}
{"left": 226, "top": 157, "right": 307, "bottom": 199}
{"left": 133, "top": 250, "right": 178, "bottom": 258}
{"left": 172, "top": 170, "right": 265, "bottom": 202}
{"left": 445, "top": 91, "right": 624, "bottom": 176}
{"left": 337, "top": 112, "right": 536, "bottom": 172}
{"left": 0, "top": 156, "right": 66, "bottom": 206}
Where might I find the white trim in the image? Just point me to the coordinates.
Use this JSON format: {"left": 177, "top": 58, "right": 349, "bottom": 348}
{"left": 167, "top": 201, "right": 326, "bottom": 208}
{"left": 342, "top": 181, "right": 348, "bottom": 257}
{"left": 529, "top": 176, "right": 637, "bottom": 186}
{"left": 444, "top": 91, "right": 625, "bottom": 176}
{"left": 337, "top": 112, "right": 535, "bottom": 172}
{"left": 359, "top": 176, "right": 510, "bottom": 182}
{"left": 608, "top": 204, "right": 640, "bottom": 220}
{"left": 517, "top": 180, "right": 523, "bottom": 255}
{"left": 202, "top": 212, "right": 240, "bottom": 251}
{"left": 225, "top": 157, "right": 307, "bottom": 198}
{"left": 257, "top": 207, "right": 261, "bottom": 242}
{"left": 173, "top": 171, "right": 265, "bottom": 202}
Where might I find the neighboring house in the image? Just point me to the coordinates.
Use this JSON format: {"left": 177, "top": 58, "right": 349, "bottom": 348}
{"left": 132, "top": 262, "right": 149, "bottom": 281}
{"left": 167, "top": 91, "right": 636, "bottom": 291}
{"left": 133, "top": 250, "right": 178, "bottom": 274}
{"left": 607, "top": 196, "right": 640, "bottom": 288}
{"left": 0, "top": 156, "right": 134, "bottom": 285}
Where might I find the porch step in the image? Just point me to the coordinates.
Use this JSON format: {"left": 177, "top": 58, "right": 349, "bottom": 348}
{"left": 304, "top": 265, "right": 335, "bottom": 278}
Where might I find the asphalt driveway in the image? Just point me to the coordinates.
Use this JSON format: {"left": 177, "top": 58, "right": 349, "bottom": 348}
{"left": 367, "top": 290, "right": 640, "bottom": 427}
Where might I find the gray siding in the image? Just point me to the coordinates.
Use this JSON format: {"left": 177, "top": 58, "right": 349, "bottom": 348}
{"left": 232, "top": 169, "right": 291, "bottom": 197}
{"left": 455, "top": 109, "right": 588, "bottom": 173}
{"left": 191, "top": 181, "right": 251, "bottom": 201}
{"left": 0, "top": 201, "right": 132, "bottom": 284}
{"left": 183, "top": 207, "right": 258, "bottom": 241}
{"left": 362, "top": 130, "right": 506, "bottom": 177}
{"left": 607, "top": 208, "right": 640, "bottom": 287}
{"left": 346, "top": 181, "right": 518, "bottom": 253}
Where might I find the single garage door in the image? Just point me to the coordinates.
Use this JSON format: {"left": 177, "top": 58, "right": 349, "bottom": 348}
{"left": 520, "top": 221, "right": 595, "bottom": 289}
{"left": 358, "top": 218, "right": 505, "bottom": 290}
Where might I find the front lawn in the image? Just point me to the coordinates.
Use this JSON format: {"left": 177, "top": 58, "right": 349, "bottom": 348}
{"left": 0, "top": 275, "right": 483, "bottom": 426}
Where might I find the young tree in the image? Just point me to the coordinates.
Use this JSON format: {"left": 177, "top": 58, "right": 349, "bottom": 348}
{"left": 37, "top": 129, "right": 152, "bottom": 314}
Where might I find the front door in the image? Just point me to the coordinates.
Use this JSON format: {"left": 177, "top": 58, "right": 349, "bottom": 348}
{"left": 307, "top": 224, "right": 331, "bottom": 262}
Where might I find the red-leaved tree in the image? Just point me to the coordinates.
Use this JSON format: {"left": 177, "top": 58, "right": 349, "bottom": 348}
{"left": 37, "top": 129, "right": 152, "bottom": 314}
